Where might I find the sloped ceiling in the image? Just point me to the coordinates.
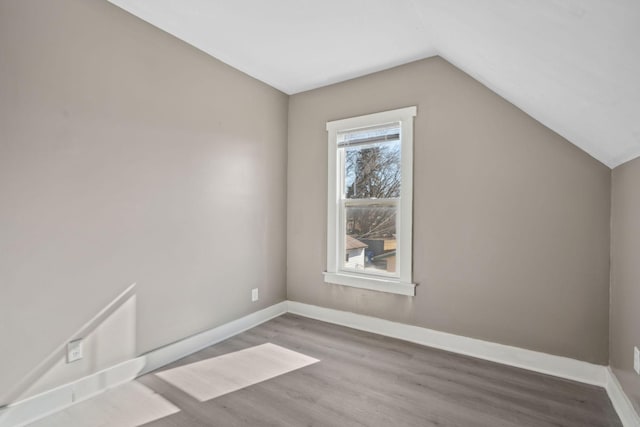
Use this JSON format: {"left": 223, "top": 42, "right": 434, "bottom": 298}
{"left": 107, "top": 0, "right": 640, "bottom": 168}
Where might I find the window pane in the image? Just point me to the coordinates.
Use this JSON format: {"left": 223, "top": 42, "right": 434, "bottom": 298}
{"left": 344, "top": 140, "right": 401, "bottom": 199}
{"left": 343, "top": 205, "right": 397, "bottom": 276}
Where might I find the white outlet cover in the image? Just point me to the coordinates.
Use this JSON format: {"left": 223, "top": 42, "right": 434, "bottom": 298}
{"left": 251, "top": 288, "right": 259, "bottom": 302}
{"left": 634, "top": 346, "right": 639, "bottom": 375}
{"left": 67, "top": 339, "right": 83, "bottom": 363}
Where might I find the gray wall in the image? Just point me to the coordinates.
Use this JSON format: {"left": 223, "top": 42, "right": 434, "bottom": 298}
{"left": 287, "top": 57, "right": 612, "bottom": 364}
{"left": 611, "top": 157, "right": 640, "bottom": 412}
{"left": 0, "top": 0, "right": 288, "bottom": 403}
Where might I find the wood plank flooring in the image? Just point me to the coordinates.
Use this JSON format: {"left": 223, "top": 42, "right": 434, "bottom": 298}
{"left": 135, "top": 314, "right": 621, "bottom": 427}
{"left": 155, "top": 343, "right": 318, "bottom": 401}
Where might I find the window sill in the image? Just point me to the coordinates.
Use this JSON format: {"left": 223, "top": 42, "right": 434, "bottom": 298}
{"left": 323, "top": 272, "right": 416, "bottom": 296}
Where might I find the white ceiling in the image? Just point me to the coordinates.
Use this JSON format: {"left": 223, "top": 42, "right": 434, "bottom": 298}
{"left": 107, "top": 0, "right": 640, "bottom": 168}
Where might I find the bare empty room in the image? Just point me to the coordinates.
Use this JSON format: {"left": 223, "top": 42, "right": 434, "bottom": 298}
{"left": 1, "top": 0, "right": 639, "bottom": 426}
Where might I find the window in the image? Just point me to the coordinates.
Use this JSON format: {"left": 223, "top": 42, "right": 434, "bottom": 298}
{"left": 324, "top": 106, "right": 417, "bottom": 296}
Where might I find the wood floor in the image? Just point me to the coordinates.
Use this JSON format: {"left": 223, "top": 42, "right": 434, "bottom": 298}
{"left": 137, "top": 314, "right": 621, "bottom": 427}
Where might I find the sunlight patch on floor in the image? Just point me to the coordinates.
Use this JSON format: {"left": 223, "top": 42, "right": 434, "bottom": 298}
{"left": 155, "top": 343, "right": 319, "bottom": 401}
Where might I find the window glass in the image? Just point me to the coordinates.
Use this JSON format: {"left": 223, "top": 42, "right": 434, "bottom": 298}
{"left": 343, "top": 139, "right": 401, "bottom": 199}
{"left": 343, "top": 205, "right": 397, "bottom": 276}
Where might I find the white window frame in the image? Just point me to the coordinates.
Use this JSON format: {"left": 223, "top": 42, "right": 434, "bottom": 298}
{"left": 324, "top": 106, "right": 417, "bottom": 296}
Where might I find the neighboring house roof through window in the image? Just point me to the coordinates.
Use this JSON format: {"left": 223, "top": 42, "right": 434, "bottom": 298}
{"left": 346, "top": 235, "right": 368, "bottom": 250}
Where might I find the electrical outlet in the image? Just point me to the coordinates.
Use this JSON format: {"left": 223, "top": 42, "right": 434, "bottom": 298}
{"left": 67, "top": 339, "right": 83, "bottom": 363}
{"left": 634, "top": 346, "right": 639, "bottom": 375}
{"left": 251, "top": 288, "right": 259, "bottom": 302}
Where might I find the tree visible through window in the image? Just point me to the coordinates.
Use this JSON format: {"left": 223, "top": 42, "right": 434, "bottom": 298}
{"left": 345, "top": 140, "right": 400, "bottom": 200}
{"left": 340, "top": 123, "right": 401, "bottom": 275}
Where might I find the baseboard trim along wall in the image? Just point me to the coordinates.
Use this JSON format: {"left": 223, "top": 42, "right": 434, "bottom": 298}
{"left": 3, "top": 300, "right": 638, "bottom": 427}
{"left": 605, "top": 367, "right": 640, "bottom": 427}
{"left": 287, "top": 301, "right": 639, "bottom": 427}
{"left": 140, "top": 301, "right": 289, "bottom": 375}
{"left": 286, "top": 301, "right": 608, "bottom": 386}
{"left": 0, "top": 302, "right": 288, "bottom": 427}
{"left": 0, "top": 357, "right": 145, "bottom": 427}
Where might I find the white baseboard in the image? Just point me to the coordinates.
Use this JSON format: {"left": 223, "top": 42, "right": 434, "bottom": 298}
{"left": 286, "top": 301, "right": 640, "bottom": 425}
{"left": 286, "top": 301, "right": 608, "bottom": 387}
{"left": 0, "top": 357, "right": 145, "bottom": 427}
{"left": 0, "top": 302, "right": 287, "bottom": 427}
{"left": 141, "top": 301, "right": 289, "bottom": 375}
{"left": 605, "top": 367, "right": 640, "bottom": 427}
{"left": 5, "top": 300, "right": 637, "bottom": 427}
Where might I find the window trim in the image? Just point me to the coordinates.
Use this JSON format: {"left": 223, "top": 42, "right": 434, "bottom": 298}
{"left": 325, "top": 106, "right": 417, "bottom": 296}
